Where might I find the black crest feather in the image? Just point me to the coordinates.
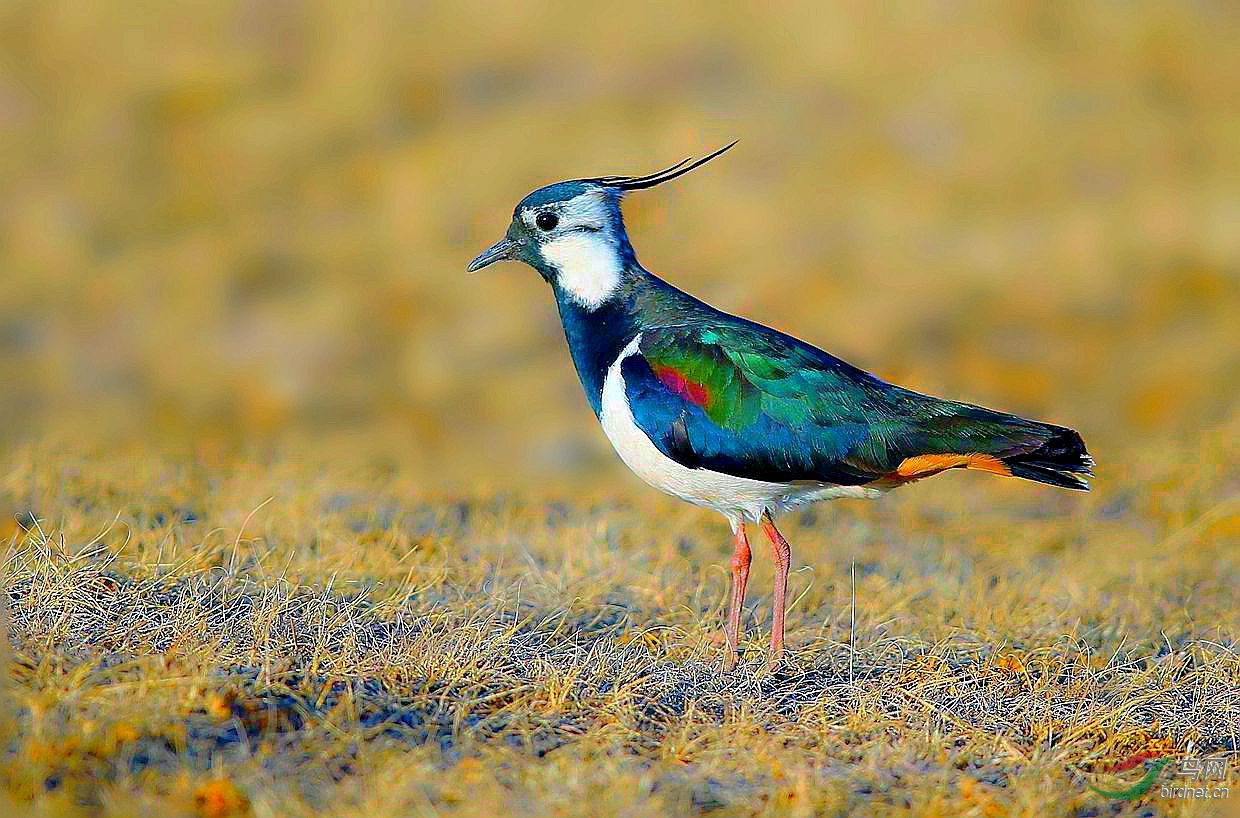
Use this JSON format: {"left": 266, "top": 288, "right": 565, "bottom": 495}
{"left": 591, "top": 141, "right": 738, "bottom": 191}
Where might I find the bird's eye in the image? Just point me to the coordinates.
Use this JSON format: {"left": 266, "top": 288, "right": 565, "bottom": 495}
{"left": 535, "top": 212, "right": 558, "bottom": 231}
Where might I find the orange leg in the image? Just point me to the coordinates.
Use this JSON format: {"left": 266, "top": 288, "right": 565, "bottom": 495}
{"left": 724, "top": 522, "right": 751, "bottom": 669}
{"left": 759, "top": 511, "right": 791, "bottom": 668}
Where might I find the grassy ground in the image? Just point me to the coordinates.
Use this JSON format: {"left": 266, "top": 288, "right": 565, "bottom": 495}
{"left": 3, "top": 2, "right": 1238, "bottom": 816}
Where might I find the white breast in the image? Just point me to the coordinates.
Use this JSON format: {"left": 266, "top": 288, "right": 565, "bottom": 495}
{"left": 598, "top": 335, "right": 882, "bottom": 526}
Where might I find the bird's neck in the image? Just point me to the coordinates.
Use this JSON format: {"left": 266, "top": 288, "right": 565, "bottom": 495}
{"left": 552, "top": 265, "right": 645, "bottom": 416}
{"left": 544, "top": 227, "right": 716, "bottom": 417}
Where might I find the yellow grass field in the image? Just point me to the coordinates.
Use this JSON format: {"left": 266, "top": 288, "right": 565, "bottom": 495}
{"left": 2, "top": 2, "right": 1237, "bottom": 816}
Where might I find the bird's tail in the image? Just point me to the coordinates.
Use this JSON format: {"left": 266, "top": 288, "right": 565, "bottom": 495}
{"left": 998, "top": 424, "right": 1094, "bottom": 490}
{"left": 892, "top": 396, "right": 1095, "bottom": 491}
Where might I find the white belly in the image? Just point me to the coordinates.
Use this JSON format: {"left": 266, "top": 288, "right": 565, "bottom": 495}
{"left": 598, "top": 335, "right": 882, "bottom": 525}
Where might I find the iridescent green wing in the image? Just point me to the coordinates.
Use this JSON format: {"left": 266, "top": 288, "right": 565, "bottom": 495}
{"left": 626, "top": 323, "right": 1065, "bottom": 485}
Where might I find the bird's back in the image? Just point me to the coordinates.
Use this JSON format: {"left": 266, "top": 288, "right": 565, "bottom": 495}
{"left": 619, "top": 271, "right": 1093, "bottom": 491}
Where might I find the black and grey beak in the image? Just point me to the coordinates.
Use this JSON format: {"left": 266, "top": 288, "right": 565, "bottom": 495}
{"left": 466, "top": 237, "right": 516, "bottom": 273}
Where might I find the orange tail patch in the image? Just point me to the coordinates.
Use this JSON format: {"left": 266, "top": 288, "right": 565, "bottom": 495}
{"left": 895, "top": 453, "right": 1012, "bottom": 479}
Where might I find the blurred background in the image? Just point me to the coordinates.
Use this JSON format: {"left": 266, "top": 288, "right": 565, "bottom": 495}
{"left": 2, "top": 1, "right": 1237, "bottom": 509}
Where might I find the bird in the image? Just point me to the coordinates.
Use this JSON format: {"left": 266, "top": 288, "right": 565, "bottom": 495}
{"left": 467, "top": 142, "right": 1093, "bottom": 670}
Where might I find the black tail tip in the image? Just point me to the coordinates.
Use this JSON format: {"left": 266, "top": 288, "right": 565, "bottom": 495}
{"left": 1007, "top": 427, "right": 1094, "bottom": 491}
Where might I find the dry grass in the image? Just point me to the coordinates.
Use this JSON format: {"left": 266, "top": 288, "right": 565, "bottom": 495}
{"left": 3, "top": 444, "right": 1236, "bottom": 816}
{"left": 2, "top": 1, "right": 1238, "bottom": 816}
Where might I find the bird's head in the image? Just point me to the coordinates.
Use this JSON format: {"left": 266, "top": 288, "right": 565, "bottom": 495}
{"left": 467, "top": 142, "right": 737, "bottom": 310}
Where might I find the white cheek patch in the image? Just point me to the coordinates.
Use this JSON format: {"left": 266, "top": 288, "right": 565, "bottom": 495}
{"left": 542, "top": 232, "right": 623, "bottom": 310}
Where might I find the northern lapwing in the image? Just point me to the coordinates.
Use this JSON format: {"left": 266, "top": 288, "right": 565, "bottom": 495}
{"left": 468, "top": 143, "right": 1093, "bottom": 669}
